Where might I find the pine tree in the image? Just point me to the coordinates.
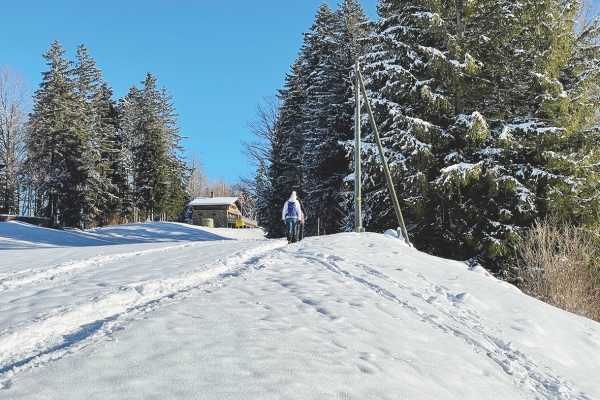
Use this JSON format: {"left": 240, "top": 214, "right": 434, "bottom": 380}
{"left": 158, "top": 86, "right": 188, "bottom": 221}
{"left": 536, "top": 0, "right": 600, "bottom": 226}
{"left": 73, "top": 45, "right": 124, "bottom": 227}
{"left": 429, "top": 0, "right": 600, "bottom": 268}
{"left": 97, "top": 82, "right": 128, "bottom": 225}
{"left": 117, "top": 85, "right": 140, "bottom": 221}
{"left": 27, "top": 40, "right": 90, "bottom": 227}
{"left": 120, "top": 73, "right": 188, "bottom": 222}
{"left": 129, "top": 73, "right": 170, "bottom": 220}
{"left": 265, "top": 58, "right": 306, "bottom": 238}
{"left": 358, "top": 0, "right": 600, "bottom": 271}
{"left": 301, "top": 1, "right": 371, "bottom": 236}
{"left": 358, "top": 0, "right": 451, "bottom": 237}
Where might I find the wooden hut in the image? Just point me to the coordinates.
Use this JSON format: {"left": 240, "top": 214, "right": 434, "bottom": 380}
{"left": 188, "top": 197, "right": 243, "bottom": 228}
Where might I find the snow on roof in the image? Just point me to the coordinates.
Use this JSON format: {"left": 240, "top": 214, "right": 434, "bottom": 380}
{"left": 188, "top": 197, "right": 240, "bottom": 206}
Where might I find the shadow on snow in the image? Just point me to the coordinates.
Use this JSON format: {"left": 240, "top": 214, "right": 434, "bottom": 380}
{"left": 0, "top": 221, "right": 234, "bottom": 250}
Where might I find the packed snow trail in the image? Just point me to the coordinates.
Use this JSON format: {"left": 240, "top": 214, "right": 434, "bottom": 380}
{"left": 0, "top": 226, "right": 284, "bottom": 377}
{"left": 0, "top": 241, "right": 213, "bottom": 292}
{"left": 222, "top": 232, "right": 593, "bottom": 400}
{"left": 290, "top": 247, "right": 583, "bottom": 399}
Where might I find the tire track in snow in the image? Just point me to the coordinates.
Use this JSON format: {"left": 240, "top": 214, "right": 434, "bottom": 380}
{"left": 301, "top": 252, "right": 588, "bottom": 400}
{"left": 0, "top": 240, "right": 285, "bottom": 379}
{"left": 0, "top": 241, "right": 234, "bottom": 293}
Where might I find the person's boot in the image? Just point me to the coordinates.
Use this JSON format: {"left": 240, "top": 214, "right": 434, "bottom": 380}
{"left": 286, "top": 233, "right": 291, "bottom": 244}
{"left": 291, "top": 235, "right": 298, "bottom": 243}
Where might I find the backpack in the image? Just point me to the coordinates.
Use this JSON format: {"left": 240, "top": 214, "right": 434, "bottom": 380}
{"left": 286, "top": 201, "right": 298, "bottom": 218}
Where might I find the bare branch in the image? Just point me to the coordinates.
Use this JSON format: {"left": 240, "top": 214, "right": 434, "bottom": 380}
{"left": 575, "top": 0, "right": 600, "bottom": 43}
{"left": 242, "top": 95, "right": 281, "bottom": 168}
{"left": 0, "top": 64, "right": 32, "bottom": 214}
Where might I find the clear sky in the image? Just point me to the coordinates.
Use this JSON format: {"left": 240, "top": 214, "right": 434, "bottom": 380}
{"left": 2, "top": 0, "right": 378, "bottom": 183}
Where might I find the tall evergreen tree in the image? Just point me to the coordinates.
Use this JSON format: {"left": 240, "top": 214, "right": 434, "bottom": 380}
{"left": 96, "top": 82, "right": 128, "bottom": 224}
{"left": 358, "top": 0, "right": 600, "bottom": 271}
{"left": 357, "top": 0, "right": 450, "bottom": 236}
{"left": 158, "top": 87, "right": 188, "bottom": 220}
{"left": 73, "top": 45, "right": 125, "bottom": 227}
{"left": 117, "top": 85, "right": 141, "bottom": 221}
{"left": 27, "top": 40, "right": 90, "bottom": 227}
{"left": 120, "top": 73, "right": 188, "bottom": 221}
{"left": 264, "top": 58, "right": 306, "bottom": 238}
{"left": 257, "top": 1, "right": 372, "bottom": 238}
{"left": 129, "top": 73, "right": 170, "bottom": 220}
{"left": 429, "top": 0, "right": 600, "bottom": 268}
{"left": 301, "top": 0, "right": 371, "bottom": 236}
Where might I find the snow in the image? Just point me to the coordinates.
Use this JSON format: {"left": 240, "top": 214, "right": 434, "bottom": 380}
{"left": 188, "top": 196, "right": 240, "bottom": 206}
{"left": 441, "top": 162, "right": 481, "bottom": 174}
{"left": 1, "top": 221, "right": 599, "bottom": 399}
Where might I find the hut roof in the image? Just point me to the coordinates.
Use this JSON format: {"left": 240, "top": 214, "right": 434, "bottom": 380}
{"left": 188, "top": 197, "right": 240, "bottom": 207}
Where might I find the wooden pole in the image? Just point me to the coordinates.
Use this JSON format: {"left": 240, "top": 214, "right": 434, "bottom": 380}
{"left": 354, "top": 61, "right": 364, "bottom": 233}
{"left": 356, "top": 65, "right": 411, "bottom": 246}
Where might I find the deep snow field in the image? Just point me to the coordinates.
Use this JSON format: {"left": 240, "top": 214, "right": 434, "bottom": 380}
{"left": 0, "top": 221, "right": 599, "bottom": 399}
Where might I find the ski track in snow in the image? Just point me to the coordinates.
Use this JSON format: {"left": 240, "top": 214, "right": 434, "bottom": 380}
{"left": 0, "top": 241, "right": 221, "bottom": 292}
{"left": 291, "top": 249, "right": 589, "bottom": 400}
{"left": 0, "top": 240, "right": 285, "bottom": 380}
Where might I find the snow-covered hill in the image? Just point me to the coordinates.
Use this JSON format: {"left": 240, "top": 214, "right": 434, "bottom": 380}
{"left": 0, "top": 221, "right": 598, "bottom": 399}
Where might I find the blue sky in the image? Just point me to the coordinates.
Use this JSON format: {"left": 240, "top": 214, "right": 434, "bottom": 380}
{"left": 3, "top": 0, "right": 377, "bottom": 183}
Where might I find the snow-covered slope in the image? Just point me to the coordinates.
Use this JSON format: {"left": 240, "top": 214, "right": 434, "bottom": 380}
{"left": 0, "top": 221, "right": 598, "bottom": 399}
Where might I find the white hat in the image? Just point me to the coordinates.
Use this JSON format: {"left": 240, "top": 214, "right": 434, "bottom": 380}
{"left": 290, "top": 191, "right": 297, "bottom": 200}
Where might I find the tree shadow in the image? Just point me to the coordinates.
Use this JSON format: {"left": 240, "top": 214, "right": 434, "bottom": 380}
{"left": 0, "top": 221, "right": 235, "bottom": 250}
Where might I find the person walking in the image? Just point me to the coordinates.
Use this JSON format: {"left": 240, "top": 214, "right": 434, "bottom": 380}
{"left": 282, "top": 191, "right": 302, "bottom": 243}
{"left": 297, "top": 196, "right": 306, "bottom": 241}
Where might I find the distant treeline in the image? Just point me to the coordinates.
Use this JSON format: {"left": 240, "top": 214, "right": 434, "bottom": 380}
{"left": 0, "top": 41, "right": 191, "bottom": 228}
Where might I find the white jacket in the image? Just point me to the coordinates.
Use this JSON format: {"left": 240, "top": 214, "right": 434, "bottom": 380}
{"left": 282, "top": 198, "right": 303, "bottom": 222}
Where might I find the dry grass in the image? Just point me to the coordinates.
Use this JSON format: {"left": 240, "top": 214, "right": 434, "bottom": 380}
{"left": 514, "top": 219, "right": 600, "bottom": 322}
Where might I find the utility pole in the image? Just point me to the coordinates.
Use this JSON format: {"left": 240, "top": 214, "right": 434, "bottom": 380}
{"left": 356, "top": 62, "right": 411, "bottom": 246}
{"left": 354, "top": 61, "right": 364, "bottom": 233}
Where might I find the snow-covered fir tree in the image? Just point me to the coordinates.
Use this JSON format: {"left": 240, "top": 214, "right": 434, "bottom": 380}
{"left": 116, "top": 85, "right": 140, "bottom": 221}
{"left": 73, "top": 45, "right": 124, "bottom": 227}
{"left": 26, "top": 40, "right": 90, "bottom": 227}
{"left": 158, "top": 86, "right": 189, "bottom": 221}
{"left": 122, "top": 74, "right": 168, "bottom": 220}
{"left": 119, "top": 73, "right": 188, "bottom": 222}
{"left": 97, "top": 82, "right": 129, "bottom": 224}
{"left": 428, "top": 0, "right": 600, "bottom": 269}
{"left": 357, "top": 0, "right": 600, "bottom": 272}
{"left": 357, "top": 0, "right": 451, "bottom": 239}
{"left": 20, "top": 42, "right": 190, "bottom": 226}
{"left": 301, "top": 0, "right": 371, "bottom": 236}
{"left": 264, "top": 58, "right": 306, "bottom": 238}
{"left": 251, "top": 1, "right": 372, "bottom": 238}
